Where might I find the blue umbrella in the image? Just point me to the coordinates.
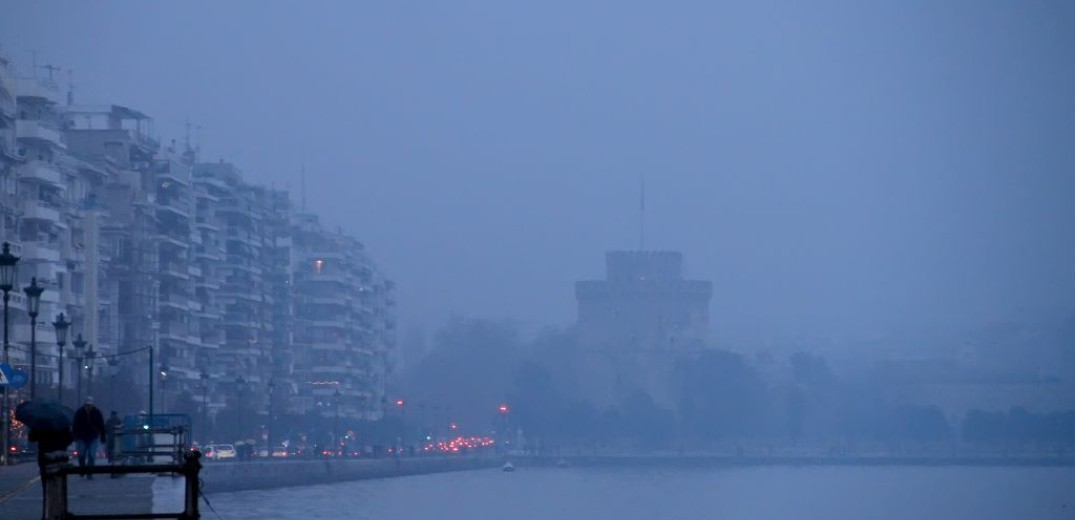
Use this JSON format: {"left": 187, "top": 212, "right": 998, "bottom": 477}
{"left": 15, "top": 399, "right": 74, "bottom": 432}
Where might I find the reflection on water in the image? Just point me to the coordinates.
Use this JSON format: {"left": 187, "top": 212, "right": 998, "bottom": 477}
{"left": 207, "top": 465, "right": 1075, "bottom": 520}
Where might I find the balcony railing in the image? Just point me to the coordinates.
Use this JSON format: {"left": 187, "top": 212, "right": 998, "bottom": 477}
{"left": 16, "top": 119, "right": 65, "bottom": 147}
{"left": 22, "top": 200, "right": 61, "bottom": 222}
{"left": 20, "top": 160, "right": 63, "bottom": 185}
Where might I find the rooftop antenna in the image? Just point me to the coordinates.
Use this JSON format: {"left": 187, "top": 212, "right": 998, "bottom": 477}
{"left": 638, "top": 176, "right": 646, "bottom": 251}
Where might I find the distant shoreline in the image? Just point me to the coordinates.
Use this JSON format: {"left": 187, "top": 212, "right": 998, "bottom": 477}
{"left": 517, "top": 454, "right": 1075, "bottom": 468}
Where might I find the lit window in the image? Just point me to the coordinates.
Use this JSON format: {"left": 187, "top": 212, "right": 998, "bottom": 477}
{"left": 313, "top": 259, "right": 324, "bottom": 274}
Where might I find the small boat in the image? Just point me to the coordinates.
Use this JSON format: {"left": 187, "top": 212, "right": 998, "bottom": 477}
{"left": 502, "top": 461, "right": 515, "bottom": 472}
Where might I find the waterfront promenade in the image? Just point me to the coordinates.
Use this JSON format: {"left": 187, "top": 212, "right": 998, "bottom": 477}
{"left": 0, "top": 455, "right": 502, "bottom": 517}
{"left": 0, "top": 462, "right": 157, "bottom": 518}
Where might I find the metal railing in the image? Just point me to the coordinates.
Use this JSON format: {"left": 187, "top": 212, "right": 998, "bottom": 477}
{"left": 117, "top": 414, "right": 192, "bottom": 465}
{"left": 40, "top": 450, "right": 202, "bottom": 520}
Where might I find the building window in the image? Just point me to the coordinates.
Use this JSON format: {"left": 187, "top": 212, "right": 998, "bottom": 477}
{"left": 313, "top": 259, "right": 324, "bottom": 274}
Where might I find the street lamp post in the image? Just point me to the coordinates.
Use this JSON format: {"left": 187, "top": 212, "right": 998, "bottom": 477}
{"left": 51, "top": 313, "right": 70, "bottom": 404}
{"left": 159, "top": 365, "right": 169, "bottom": 414}
{"left": 333, "top": 387, "right": 341, "bottom": 456}
{"left": 0, "top": 241, "right": 20, "bottom": 465}
{"left": 72, "top": 333, "right": 87, "bottom": 405}
{"left": 147, "top": 345, "right": 154, "bottom": 423}
{"left": 418, "top": 402, "right": 426, "bottom": 448}
{"left": 394, "top": 398, "right": 406, "bottom": 455}
{"left": 497, "top": 403, "right": 510, "bottom": 452}
{"left": 85, "top": 345, "right": 97, "bottom": 398}
{"left": 108, "top": 357, "right": 119, "bottom": 408}
{"left": 235, "top": 376, "right": 246, "bottom": 441}
{"left": 23, "top": 277, "right": 43, "bottom": 399}
{"left": 267, "top": 378, "right": 276, "bottom": 452}
{"left": 200, "top": 370, "right": 210, "bottom": 442}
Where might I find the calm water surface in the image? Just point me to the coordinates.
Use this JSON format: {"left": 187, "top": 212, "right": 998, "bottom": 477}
{"left": 205, "top": 466, "right": 1075, "bottom": 520}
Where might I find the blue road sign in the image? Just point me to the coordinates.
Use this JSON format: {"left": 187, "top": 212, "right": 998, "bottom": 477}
{"left": 0, "top": 363, "right": 28, "bottom": 388}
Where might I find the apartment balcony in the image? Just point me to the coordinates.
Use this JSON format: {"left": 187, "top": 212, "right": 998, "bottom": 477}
{"left": 299, "top": 272, "right": 349, "bottom": 285}
{"left": 156, "top": 162, "right": 192, "bottom": 186}
{"left": 12, "top": 323, "right": 56, "bottom": 345}
{"left": 195, "top": 248, "right": 224, "bottom": 262}
{"left": 157, "top": 199, "right": 191, "bottom": 219}
{"left": 226, "top": 234, "right": 260, "bottom": 249}
{"left": 195, "top": 278, "right": 222, "bottom": 291}
{"left": 19, "top": 160, "right": 63, "bottom": 186}
{"left": 305, "top": 295, "right": 349, "bottom": 307}
{"left": 22, "top": 200, "right": 61, "bottom": 222}
{"left": 195, "top": 218, "right": 220, "bottom": 231}
{"left": 159, "top": 262, "right": 191, "bottom": 280}
{"left": 24, "top": 266, "right": 64, "bottom": 287}
{"left": 13, "top": 77, "right": 65, "bottom": 105}
{"left": 158, "top": 234, "right": 190, "bottom": 250}
{"left": 159, "top": 295, "right": 192, "bottom": 312}
{"left": 308, "top": 341, "right": 348, "bottom": 352}
{"left": 310, "top": 366, "right": 349, "bottom": 376}
{"left": 16, "top": 119, "right": 65, "bottom": 148}
{"left": 160, "top": 330, "right": 197, "bottom": 346}
{"left": 305, "top": 317, "right": 347, "bottom": 329}
{"left": 21, "top": 241, "right": 62, "bottom": 263}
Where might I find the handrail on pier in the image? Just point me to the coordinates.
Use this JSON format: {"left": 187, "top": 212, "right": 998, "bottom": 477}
{"left": 40, "top": 450, "right": 202, "bottom": 520}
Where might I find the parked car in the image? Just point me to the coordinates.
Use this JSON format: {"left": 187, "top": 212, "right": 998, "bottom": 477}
{"left": 202, "top": 444, "right": 237, "bottom": 460}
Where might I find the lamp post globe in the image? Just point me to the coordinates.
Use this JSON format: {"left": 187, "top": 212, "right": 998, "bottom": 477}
{"left": 52, "top": 313, "right": 70, "bottom": 404}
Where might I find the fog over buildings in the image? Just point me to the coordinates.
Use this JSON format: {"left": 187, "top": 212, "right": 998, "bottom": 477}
{"left": 2, "top": 2, "right": 1073, "bottom": 366}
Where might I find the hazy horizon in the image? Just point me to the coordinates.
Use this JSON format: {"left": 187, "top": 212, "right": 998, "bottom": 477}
{"left": 4, "top": 1, "right": 1073, "bottom": 350}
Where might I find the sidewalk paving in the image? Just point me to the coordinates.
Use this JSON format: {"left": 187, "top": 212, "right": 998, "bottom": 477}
{"left": 0, "top": 462, "right": 157, "bottom": 519}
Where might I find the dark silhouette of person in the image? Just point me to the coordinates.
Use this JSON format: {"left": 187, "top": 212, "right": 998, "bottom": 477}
{"left": 72, "top": 397, "right": 107, "bottom": 478}
{"left": 29, "top": 426, "right": 74, "bottom": 517}
{"left": 105, "top": 411, "right": 123, "bottom": 463}
{"left": 30, "top": 427, "right": 73, "bottom": 464}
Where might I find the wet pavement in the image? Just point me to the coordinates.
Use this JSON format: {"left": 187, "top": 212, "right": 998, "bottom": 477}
{"left": 0, "top": 462, "right": 157, "bottom": 518}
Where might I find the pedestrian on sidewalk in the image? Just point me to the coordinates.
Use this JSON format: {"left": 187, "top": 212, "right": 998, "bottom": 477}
{"left": 105, "top": 411, "right": 122, "bottom": 463}
{"left": 72, "top": 397, "right": 107, "bottom": 478}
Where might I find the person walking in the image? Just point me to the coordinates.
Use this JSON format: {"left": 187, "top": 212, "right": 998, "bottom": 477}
{"left": 104, "top": 411, "right": 123, "bottom": 463}
{"left": 72, "top": 397, "right": 107, "bottom": 478}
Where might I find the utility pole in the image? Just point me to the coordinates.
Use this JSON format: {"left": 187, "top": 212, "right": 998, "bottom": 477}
{"left": 148, "top": 345, "right": 154, "bottom": 424}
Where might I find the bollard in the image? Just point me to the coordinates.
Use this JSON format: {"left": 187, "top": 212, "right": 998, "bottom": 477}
{"left": 181, "top": 450, "right": 202, "bottom": 520}
{"left": 41, "top": 451, "right": 70, "bottom": 520}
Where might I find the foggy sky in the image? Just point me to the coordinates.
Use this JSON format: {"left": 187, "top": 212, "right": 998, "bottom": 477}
{"left": 3, "top": 1, "right": 1073, "bottom": 349}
